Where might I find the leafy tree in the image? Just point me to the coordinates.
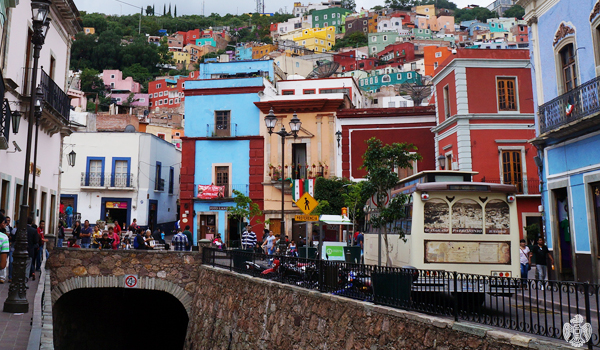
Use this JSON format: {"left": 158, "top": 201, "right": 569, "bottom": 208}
{"left": 168, "top": 3, "right": 171, "bottom": 16}
{"left": 79, "top": 68, "right": 105, "bottom": 94}
{"left": 174, "top": 5, "right": 177, "bottom": 17}
{"left": 341, "top": 0, "right": 356, "bottom": 11}
{"left": 371, "top": 5, "right": 384, "bottom": 11}
{"left": 385, "top": 0, "right": 413, "bottom": 10}
{"left": 82, "top": 13, "right": 109, "bottom": 33}
{"left": 123, "top": 63, "right": 152, "bottom": 92}
{"left": 361, "top": 137, "right": 421, "bottom": 266}
{"left": 332, "top": 31, "right": 367, "bottom": 50}
{"left": 314, "top": 177, "right": 352, "bottom": 215}
{"left": 163, "top": 4, "right": 166, "bottom": 16}
{"left": 454, "top": 7, "right": 497, "bottom": 23}
{"left": 342, "top": 181, "right": 368, "bottom": 241}
{"left": 228, "top": 190, "right": 266, "bottom": 240}
{"left": 503, "top": 5, "right": 525, "bottom": 19}
{"left": 418, "top": 0, "right": 457, "bottom": 10}
{"left": 145, "top": 5, "right": 154, "bottom": 16}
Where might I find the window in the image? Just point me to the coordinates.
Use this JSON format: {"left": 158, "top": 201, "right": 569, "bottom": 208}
{"left": 304, "top": 89, "right": 315, "bottom": 94}
{"left": 434, "top": 62, "right": 438, "bottom": 69}
{"left": 282, "top": 90, "right": 295, "bottom": 95}
{"left": 324, "top": 14, "right": 327, "bottom": 20}
{"left": 168, "top": 167, "right": 174, "bottom": 195}
{"left": 592, "top": 183, "right": 600, "bottom": 253}
{"left": 169, "top": 99, "right": 173, "bottom": 105}
{"left": 327, "top": 34, "right": 331, "bottom": 39}
{"left": 383, "top": 35, "right": 388, "bottom": 41}
{"left": 157, "top": 83, "right": 161, "bottom": 89}
{"left": 164, "top": 99, "right": 168, "bottom": 104}
{"left": 384, "top": 24, "right": 388, "bottom": 27}
{"left": 110, "top": 83, "right": 115, "bottom": 88}
{"left": 324, "top": 22, "right": 328, "bottom": 27}
{"left": 435, "top": 51, "right": 442, "bottom": 58}
{"left": 372, "top": 36, "right": 377, "bottom": 42}
{"left": 425, "top": 7, "right": 429, "bottom": 12}
{"left": 382, "top": 75, "right": 391, "bottom": 83}
{"left": 159, "top": 91, "right": 163, "bottom": 97}
{"left": 157, "top": 133, "right": 165, "bottom": 140}
{"left": 348, "top": 23, "right": 352, "bottom": 28}
{"left": 154, "top": 93, "right": 157, "bottom": 97}
{"left": 139, "top": 98, "right": 145, "bottom": 103}
{"left": 497, "top": 77, "right": 517, "bottom": 111}
{"left": 373, "top": 98, "right": 378, "bottom": 104}
{"left": 86, "top": 158, "right": 105, "bottom": 187}
{"left": 158, "top": 100, "right": 162, "bottom": 105}
{"left": 363, "top": 20, "right": 367, "bottom": 25}
{"left": 315, "top": 16, "right": 319, "bottom": 21}
{"left": 411, "top": 62, "right": 417, "bottom": 70}
{"left": 559, "top": 43, "right": 578, "bottom": 92}
{"left": 443, "top": 85, "right": 450, "bottom": 118}
{"left": 112, "top": 158, "right": 130, "bottom": 187}
{"left": 155, "top": 161, "right": 164, "bottom": 191}
{"left": 215, "top": 110, "right": 230, "bottom": 136}
{"left": 302, "top": 40, "right": 306, "bottom": 45}
{"left": 215, "top": 166, "right": 229, "bottom": 197}
{"left": 407, "top": 73, "right": 412, "bottom": 79}
{"left": 502, "top": 150, "right": 523, "bottom": 193}
{"left": 110, "top": 74, "right": 115, "bottom": 79}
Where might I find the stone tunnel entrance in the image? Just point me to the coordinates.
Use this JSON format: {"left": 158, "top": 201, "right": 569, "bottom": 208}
{"left": 53, "top": 288, "right": 189, "bottom": 350}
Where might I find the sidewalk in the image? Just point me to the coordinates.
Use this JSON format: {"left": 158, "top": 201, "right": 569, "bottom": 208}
{"left": 0, "top": 277, "right": 40, "bottom": 350}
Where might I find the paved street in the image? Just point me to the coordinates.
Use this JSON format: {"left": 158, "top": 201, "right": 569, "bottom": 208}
{"left": 0, "top": 278, "right": 39, "bottom": 350}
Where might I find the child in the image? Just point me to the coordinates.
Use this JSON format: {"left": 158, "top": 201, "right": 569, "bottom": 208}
{"left": 98, "top": 233, "right": 114, "bottom": 250}
{"left": 67, "top": 237, "right": 80, "bottom": 248}
{"left": 121, "top": 238, "right": 131, "bottom": 250}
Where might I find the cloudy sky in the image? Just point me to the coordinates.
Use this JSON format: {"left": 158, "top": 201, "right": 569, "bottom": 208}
{"left": 74, "top": 0, "right": 492, "bottom": 16}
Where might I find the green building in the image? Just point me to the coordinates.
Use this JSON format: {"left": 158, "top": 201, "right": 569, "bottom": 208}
{"left": 368, "top": 32, "right": 400, "bottom": 56}
{"left": 358, "top": 71, "right": 422, "bottom": 92}
{"left": 311, "top": 8, "right": 352, "bottom": 34}
{"left": 411, "top": 28, "right": 433, "bottom": 39}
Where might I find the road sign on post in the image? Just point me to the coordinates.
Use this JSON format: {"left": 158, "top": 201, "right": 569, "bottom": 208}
{"left": 295, "top": 214, "right": 319, "bottom": 221}
{"left": 295, "top": 192, "right": 318, "bottom": 215}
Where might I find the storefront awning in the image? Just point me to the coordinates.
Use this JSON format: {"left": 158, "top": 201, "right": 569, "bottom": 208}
{"left": 319, "top": 215, "right": 352, "bottom": 225}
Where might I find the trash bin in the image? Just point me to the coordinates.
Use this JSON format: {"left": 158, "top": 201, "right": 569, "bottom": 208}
{"left": 343, "top": 246, "right": 361, "bottom": 264}
{"left": 372, "top": 268, "right": 415, "bottom": 307}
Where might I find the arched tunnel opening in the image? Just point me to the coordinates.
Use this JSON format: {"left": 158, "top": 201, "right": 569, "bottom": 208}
{"left": 53, "top": 287, "right": 189, "bottom": 350}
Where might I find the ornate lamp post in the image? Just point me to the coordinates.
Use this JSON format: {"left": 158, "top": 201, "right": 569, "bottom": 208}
{"left": 437, "top": 154, "right": 446, "bottom": 170}
{"left": 264, "top": 108, "right": 301, "bottom": 252}
{"left": 4, "top": 0, "right": 51, "bottom": 313}
{"left": 30, "top": 87, "right": 44, "bottom": 219}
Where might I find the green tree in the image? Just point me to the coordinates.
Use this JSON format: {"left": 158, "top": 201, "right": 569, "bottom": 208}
{"left": 503, "top": 5, "right": 525, "bottom": 19}
{"left": 332, "top": 31, "right": 367, "bottom": 50}
{"left": 145, "top": 5, "right": 154, "bottom": 16}
{"left": 385, "top": 0, "right": 413, "bottom": 10}
{"left": 361, "top": 137, "right": 421, "bottom": 266}
{"left": 371, "top": 5, "right": 384, "bottom": 11}
{"left": 454, "top": 7, "right": 497, "bottom": 23}
{"left": 341, "top": 0, "right": 356, "bottom": 11}
{"left": 82, "top": 13, "right": 109, "bottom": 33}
{"left": 314, "top": 177, "right": 352, "bottom": 215}
{"left": 227, "top": 190, "right": 266, "bottom": 242}
{"left": 342, "top": 181, "right": 368, "bottom": 241}
{"left": 174, "top": 5, "right": 177, "bottom": 17}
{"left": 79, "top": 68, "right": 105, "bottom": 94}
{"left": 123, "top": 63, "right": 153, "bottom": 92}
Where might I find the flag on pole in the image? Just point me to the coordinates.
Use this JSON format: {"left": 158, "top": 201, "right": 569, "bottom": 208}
{"left": 293, "top": 179, "right": 315, "bottom": 201}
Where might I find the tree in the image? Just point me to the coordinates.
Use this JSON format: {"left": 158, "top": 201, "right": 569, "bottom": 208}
{"left": 168, "top": 3, "right": 171, "bottom": 16}
{"left": 163, "top": 4, "right": 166, "bottom": 15}
{"left": 341, "top": 0, "right": 356, "bottom": 11}
{"left": 79, "top": 68, "right": 105, "bottom": 94}
{"left": 503, "top": 5, "right": 525, "bottom": 19}
{"left": 454, "top": 7, "right": 497, "bottom": 23}
{"left": 342, "top": 182, "right": 368, "bottom": 241}
{"left": 174, "top": 4, "right": 177, "bottom": 17}
{"left": 227, "top": 190, "right": 266, "bottom": 241}
{"left": 371, "top": 5, "right": 384, "bottom": 11}
{"left": 123, "top": 63, "right": 152, "bottom": 92}
{"left": 332, "top": 31, "right": 367, "bottom": 50}
{"left": 385, "top": 0, "right": 413, "bottom": 10}
{"left": 145, "top": 5, "right": 154, "bottom": 16}
{"left": 314, "top": 177, "right": 352, "bottom": 215}
{"left": 361, "top": 137, "right": 421, "bottom": 266}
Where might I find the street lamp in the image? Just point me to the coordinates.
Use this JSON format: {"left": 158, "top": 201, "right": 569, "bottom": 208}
{"left": 11, "top": 111, "right": 21, "bottom": 134}
{"left": 264, "top": 108, "right": 301, "bottom": 252}
{"left": 4, "top": 0, "right": 52, "bottom": 314}
{"left": 30, "top": 86, "right": 44, "bottom": 219}
{"left": 437, "top": 154, "right": 446, "bottom": 170}
{"left": 335, "top": 130, "right": 342, "bottom": 148}
{"left": 67, "top": 150, "right": 76, "bottom": 167}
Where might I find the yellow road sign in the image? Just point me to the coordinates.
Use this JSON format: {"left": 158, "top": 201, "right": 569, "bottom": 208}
{"left": 295, "top": 214, "right": 319, "bottom": 222}
{"left": 296, "top": 192, "right": 319, "bottom": 215}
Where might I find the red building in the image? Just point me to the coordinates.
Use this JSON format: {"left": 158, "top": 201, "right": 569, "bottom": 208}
{"left": 390, "top": 11, "right": 414, "bottom": 26}
{"left": 177, "top": 29, "right": 201, "bottom": 46}
{"left": 333, "top": 51, "right": 378, "bottom": 72}
{"left": 148, "top": 73, "right": 196, "bottom": 110}
{"left": 337, "top": 106, "right": 437, "bottom": 180}
{"left": 432, "top": 49, "right": 540, "bottom": 239}
{"left": 377, "top": 43, "right": 415, "bottom": 65}
{"left": 510, "top": 24, "right": 529, "bottom": 43}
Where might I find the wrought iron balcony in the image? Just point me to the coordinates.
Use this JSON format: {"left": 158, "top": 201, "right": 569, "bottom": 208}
{"left": 479, "top": 178, "right": 540, "bottom": 195}
{"left": 269, "top": 163, "right": 329, "bottom": 181}
{"left": 81, "top": 172, "right": 136, "bottom": 189}
{"left": 40, "top": 70, "right": 71, "bottom": 123}
{"left": 538, "top": 76, "right": 600, "bottom": 135}
{"left": 206, "top": 123, "right": 238, "bottom": 137}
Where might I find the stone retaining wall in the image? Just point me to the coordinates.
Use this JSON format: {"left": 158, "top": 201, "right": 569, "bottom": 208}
{"left": 186, "top": 266, "right": 576, "bottom": 350}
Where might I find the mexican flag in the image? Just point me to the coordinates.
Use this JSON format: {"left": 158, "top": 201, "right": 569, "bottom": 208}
{"left": 292, "top": 179, "right": 314, "bottom": 202}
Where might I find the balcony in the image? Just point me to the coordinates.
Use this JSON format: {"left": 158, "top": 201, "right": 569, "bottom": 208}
{"left": 40, "top": 70, "right": 71, "bottom": 123}
{"left": 206, "top": 123, "right": 238, "bottom": 137}
{"left": 480, "top": 178, "right": 540, "bottom": 195}
{"left": 80, "top": 172, "right": 136, "bottom": 190}
{"left": 195, "top": 184, "right": 249, "bottom": 200}
{"left": 538, "top": 76, "right": 600, "bottom": 137}
{"left": 269, "top": 163, "right": 329, "bottom": 181}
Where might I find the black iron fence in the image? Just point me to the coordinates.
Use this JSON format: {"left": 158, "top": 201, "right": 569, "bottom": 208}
{"left": 203, "top": 247, "right": 600, "bottom": 349}
{"left": 538, "top": 75, "right": 600, "bottom": 134}
{"left": 40, "top": 70, "right": 71, "bottom": 123}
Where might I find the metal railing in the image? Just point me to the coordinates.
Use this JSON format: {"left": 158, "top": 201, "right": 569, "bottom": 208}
{"left": 80, "top": 172, "right": 135, "bottom": 188}
{"left": 480, "top": 178, "right": 540, "bottom": 195}
{"left": 40, "top": 70, "right": 71, "bottom": 122}
{"left": 203, "top": 247, "right": 600, "bottom": 349}
{"left": 206, "top": 123, "right": 237, "bottom": 137}
{"left": 269, "top": 163, "right": 328, "bottom": 180}
{"left": 538, "top": 76, "right": 600, "bottom": 134}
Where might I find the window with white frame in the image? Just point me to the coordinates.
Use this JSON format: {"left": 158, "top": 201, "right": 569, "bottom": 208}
{"left": 435, "top": 51, "right": 442, "bottom": 58}
{"left": 324, "top": 14, "right": 327, "bottom": 20}
{"left": 159, "top": 91, "right": 163, "bottom": 97}
{"left": 156, "top": 83, "right": 161, "bottom": 88}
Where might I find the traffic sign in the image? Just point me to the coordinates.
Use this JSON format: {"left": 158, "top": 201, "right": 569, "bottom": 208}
{"left": 295, "top": 214, "right": 319, "bottom": 222}
{"left": 296, "top": 192, "right": 319, "bottom": 215}
{"left": 124, "top": 274, "right": 138, "bottom": 288}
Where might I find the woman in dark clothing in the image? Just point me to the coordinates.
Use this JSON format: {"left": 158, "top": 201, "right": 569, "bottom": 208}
{"left": 72, "top": 220, "right": 82, "bottom": 245}
{"left": 98, "top": 233, "right": 114, "bottom": 250}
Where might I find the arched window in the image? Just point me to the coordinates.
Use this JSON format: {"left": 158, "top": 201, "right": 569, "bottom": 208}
{"left": 382, "top": 75, "right": 391, "bottom": 83}
{"left": 559, "top": 43, "right": 578, "bottom": 92}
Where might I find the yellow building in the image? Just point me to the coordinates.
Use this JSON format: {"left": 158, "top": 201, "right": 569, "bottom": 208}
{"left": 476, "top": 31, "right": 514, "bottom": 41}
{"left": 83, "top": 27, "right": 95, "bottom": 35}
{"left": 414, "top": 4, "right": 435, "bottom": 16}
{"left": 172, "top": 51, "right": 191, "bottom": 66}
{"left": 292, "top": 27, "right": 336, "bottom": 53}
{"left": 252, "top": 44, "right": 277, "bottom": 59}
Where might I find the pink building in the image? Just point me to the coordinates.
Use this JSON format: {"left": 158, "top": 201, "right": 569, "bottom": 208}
{"left": 111, "top": 93, "right": 150, "bottom": 107}
{"left": 103, "top": 70, "right": 141, "bottom": 93}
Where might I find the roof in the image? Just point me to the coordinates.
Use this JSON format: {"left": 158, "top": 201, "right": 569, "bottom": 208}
{"left": 416, "top": 182, "right": 517, "bottom": 193}
{"left": 319, "top": 215, "right": 352, "bottom": 225}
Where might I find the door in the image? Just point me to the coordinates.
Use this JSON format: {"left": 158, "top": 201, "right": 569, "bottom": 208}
{"left": 215, "top": 111, "right": 230, "bottom": 137}
{"left": 13, "top": 184, "right": 22, "bottom": 222}
{"left": 199, "top": 214, "right": 216, "bottom": 240}
{"left": 270, "top": 219, "right": 281, "bottom": 236}
{"left": 88, "top": 160, "right": 103, "bottom": 186}
{"left": 0, "top": 180, "right": 9, "bottom": 214}
{"left": 502, "top": 150, "right": 523, "bottom": 193}
{"left": 228, "top": 216, "right": 242, "bottom": 248}
{"left": 40, "top": 191, "right": 47, "bottom": 225}
{"left": 215, "top": 166, "right": 229, "bottom": 197}
{"left": 553, "top": 188, "right": 574, "bottom": 281}
{"left": 148, "top": 200, "right": 158, "bottom": 232}
{"left": 113, "top": 160, "right": 128, "bottom": 187}
{"left": 292, "top": 143, "right": 307, "bottom": 179}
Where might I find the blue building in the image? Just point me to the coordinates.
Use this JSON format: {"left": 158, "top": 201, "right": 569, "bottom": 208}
{"left": 181, "top": 61, "right": 270, "bottom": 245}
{"left": 524, "top": 0, "right": 600, "bottom": 282}
{"left": 358, "top": 71, "right": 422, "bottom": 92}
{"left": 235, "top": 46, "right": 253, "bottom": 61}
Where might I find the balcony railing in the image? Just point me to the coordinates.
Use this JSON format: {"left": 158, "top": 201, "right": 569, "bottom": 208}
{"left": 40, "top": 70, "right": 71, "bottom": 123}
{"left": 269, "top": 163, "right": 329, "bottom": 180}
{"left": 206, "top": 123, "right": 238, "bottom": 137}
{"left": 81, "top": 172, "right": 136, "bottom": 189}
{"left": 479, "top": 177, "right": 540, "bottom": 195}
{"left": 195, "top": 184, "right": 249, "bottom": 199}
{"left": 538, "top": 75, "right": 600, "bottom": 134}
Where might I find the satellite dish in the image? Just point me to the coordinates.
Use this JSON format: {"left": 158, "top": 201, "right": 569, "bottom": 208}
{"left": 306, "top": 60, "right": 340, "bottom": 79}
{"left": 124, "top": 125, "right": 136, "bottom": 133}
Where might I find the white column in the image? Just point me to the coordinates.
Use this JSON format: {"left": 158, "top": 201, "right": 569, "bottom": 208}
{"left": 456, "top": 118, "right": 472, "bottom": 171}
{"left": 454, "top": 66, "right": 469, "bottom": 115}
{"left": 328, "top": 115, "right": 335, "bottom": 174}
{"left": 316, "top": 115, "right": 323, "bottom": 163}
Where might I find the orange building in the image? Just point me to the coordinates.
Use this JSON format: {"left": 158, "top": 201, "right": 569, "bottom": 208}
{"left": 252, "top": 44, "right": 277, "bottom": 59}
{"left": 424, "top": 46, "right": 452, "bottom": 76}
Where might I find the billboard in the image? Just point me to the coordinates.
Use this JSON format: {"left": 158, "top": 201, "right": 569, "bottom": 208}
{"left": 197, "top": 185, "right": 225, "bottom": 199}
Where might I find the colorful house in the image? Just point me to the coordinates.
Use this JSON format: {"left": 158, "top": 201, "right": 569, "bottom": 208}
{"left": 377, "top": 42, "right": 415, "bottom": 65}
{"left": 368, "top": 32, "right": 400, "bottom": 56}
{"left": 293, "top": 27, "right": 336, "bottom": 53}
{"left": 311, "top": 7, "right": 352, "bottom": 34}
{"left": 358, "top": 71, "right": 422, "bottom": 92}
{"left": 423, "top": 46, "right": 452, "bottom": 76}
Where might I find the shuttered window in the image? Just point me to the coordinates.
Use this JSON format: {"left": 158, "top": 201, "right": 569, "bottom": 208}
{"left": 502, "top": 150, "right": 523, "bottom": 193}
{"left": 497, "top": 77, "right": 517, "bottom": 111}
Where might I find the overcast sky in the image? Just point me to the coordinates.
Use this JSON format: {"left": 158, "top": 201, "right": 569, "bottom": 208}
{"left": 74, "top": 0, "right": 492, "bottom": 17}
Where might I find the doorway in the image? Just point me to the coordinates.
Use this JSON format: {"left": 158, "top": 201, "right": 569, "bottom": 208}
{"left": 198, "top": 214, "right": 216, "bottom": 241}
{"left": 227, "top": 216, "right": 242, "bottom": 248}
{"left": 100, "top": 198, "right": 130, "bottom": 231}
{"left": 13, "top": 184, "right": 22, "bottom": 223}
{"left": 0, "top": 180, "right": 9, "bottom": 214}
{"left": 553, "top": 188, "right": 574, "bottom": 281}
{"left": 292, "top": 143, "right": 307, "bottom": 179}
{"left": 148, "top": 200, "right": 158, "bottom": 232}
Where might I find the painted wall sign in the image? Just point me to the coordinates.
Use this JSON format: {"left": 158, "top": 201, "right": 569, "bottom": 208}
{"left": 424, "top": 240, "right": 511, "bottom": 264}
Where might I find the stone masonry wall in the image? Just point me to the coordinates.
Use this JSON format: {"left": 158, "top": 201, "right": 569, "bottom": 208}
{"left": 186, "top": 266, "right": 575, "bottom": 350}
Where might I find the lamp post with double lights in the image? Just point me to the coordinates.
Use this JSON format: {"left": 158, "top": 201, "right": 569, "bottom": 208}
{"left": 4, "top": 0, "right": 51, "bottom": 313}
{"left": 264, "top": 108, "right": 301, "bottom": 252}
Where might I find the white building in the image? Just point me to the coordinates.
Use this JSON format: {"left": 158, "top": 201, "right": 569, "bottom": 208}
{"left": 60, "top": 132, "right": 181, "bottom": 231}
{"left": 377, "top": 16, "right": 409, "bottom": 36}
{"left": 274, "top": 77, "right": 364, "bottom": 108}
{"left": 277, "top": 16, "right": 312, "bottom": 36}
{"left": 0, "top": 0, "right": 79, "bottom": 230}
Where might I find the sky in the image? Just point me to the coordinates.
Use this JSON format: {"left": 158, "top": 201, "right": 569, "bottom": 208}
{"left": 74, "top": 0, "right": 492, "bottom": 17}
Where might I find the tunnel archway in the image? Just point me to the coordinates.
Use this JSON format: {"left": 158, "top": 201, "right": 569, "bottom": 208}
{"left": 53, "top": 288, "right": 189, "bottom": 350}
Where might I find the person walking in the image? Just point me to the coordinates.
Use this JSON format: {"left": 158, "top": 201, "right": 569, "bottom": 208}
{"left": 519, "top": 239, "right": 532, "bottom": 286}
{"left": 532, "top": 237, "right": 554, "bottom": 289}
{"left": 26, "top": 217, "right": 40, "bottom": 280}
{"left": 241, "top": 226, "right": 257, "bottom": 250}
{"left": 262, "top": 230, "right": 276, "bottom": 255}
{"left": 80, "top": 220, "right": 92, "bottom": 248}
{"left": 183, "top": 225, "right": 193, "bottom": 251}
{"left": 65, "top": 204, "right": 73, "bottom": 228}
{"left": 57, "top": 221, "right": 65, "bottom": 248}
{"left": 36, "top": 220, "right": 47, "bottom": 271}
{"left": 172, "top": 230, "right": 189, "bottom": 251}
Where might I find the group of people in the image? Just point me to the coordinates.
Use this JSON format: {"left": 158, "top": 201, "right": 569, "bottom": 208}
{"left": 240, "top": 228, "right": 298, "bottom": 256}
{"left": 519, "top": 237, "right": 554, "bottom": 287}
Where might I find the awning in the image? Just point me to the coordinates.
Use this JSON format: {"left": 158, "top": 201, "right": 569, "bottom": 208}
{"left": 319, "top": 215, "right": 352, "bottom": 225}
